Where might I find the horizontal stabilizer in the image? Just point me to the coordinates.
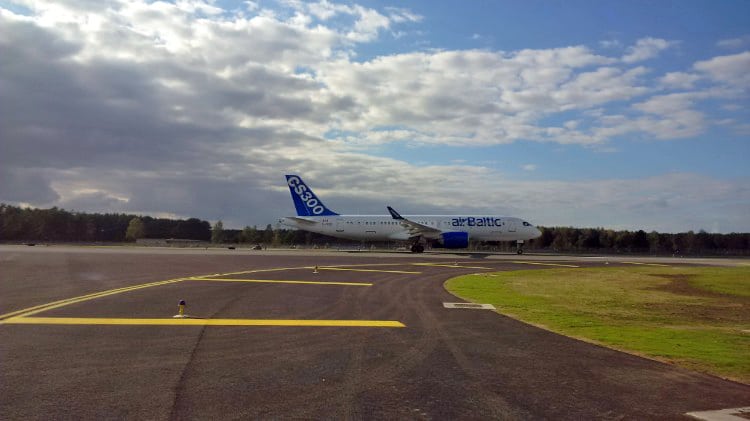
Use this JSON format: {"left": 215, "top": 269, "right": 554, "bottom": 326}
{"left": 285, "top": 216, "right": 317, "bottom": 225}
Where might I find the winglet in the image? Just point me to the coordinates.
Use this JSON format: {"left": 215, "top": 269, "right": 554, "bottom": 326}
{"left": 387, "top": 206, "right": 404, "bottom": 220}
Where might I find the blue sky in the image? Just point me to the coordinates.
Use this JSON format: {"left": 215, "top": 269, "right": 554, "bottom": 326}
{"left": 339, "top": 0, "right": 750, "bottom": 181}
{"left": 345, "top": 0, "right": 749, "bottom": 57}
{"left": 0, "top": 0, "right": 748, "bottom": 232}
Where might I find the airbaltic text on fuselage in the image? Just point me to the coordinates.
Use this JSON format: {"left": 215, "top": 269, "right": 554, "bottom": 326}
{"left": 452, "top": 217, "right": 504, "bottom": 227}
{"left": 287, "top": 176, "right": 325, "bottom": 215}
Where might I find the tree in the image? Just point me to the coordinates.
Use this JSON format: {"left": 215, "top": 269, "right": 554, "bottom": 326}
{"left": 247, "top": 225, "right": 263, "bottom": 244}
{"left": 211, "top": 220, "right": 225, "bottom": 243}
{"left": 648, "top": 231, "right": 661, "bottom": 254}
{"left": 263, "top": 224, "right": 274, "bottom": 244}
{"left": 632, "top": 230, "right": 649, "bottom": 251}
{"left": 578, "top": 228, "right": 601, "bottom": 249}
{"left": 125, "top": 217, "right": 145, "bottom": 241}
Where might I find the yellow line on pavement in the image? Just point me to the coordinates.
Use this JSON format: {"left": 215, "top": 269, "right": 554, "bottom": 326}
{"left": 209, "top": 266, "right": 313, "bottom": 277}
{"left": 311, "top": 263, "right": 413, "bottom": 268}
{"left": 189, "top": 278, "right": 372, "bottom": 286}
{"left": 0, "top": 278, "right": 186, "bottom": 320}
{"left": 511, "top": 261, "right": 580, "bottom": 268}
{"left": 1, "top": 317, "right": 405, "bottom": 328}
{"left": 412, "top": 263, "right": 494, "bottom": 269}
{"left": 314, "top": 267, "right": 422, "bottom": 274}
{"left": 620, "top": 262, "right": 670, "bottom": 267}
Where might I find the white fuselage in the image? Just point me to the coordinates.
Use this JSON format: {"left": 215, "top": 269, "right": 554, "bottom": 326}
{"left": 280, "top": 214, "right": 541, "bottom": 242}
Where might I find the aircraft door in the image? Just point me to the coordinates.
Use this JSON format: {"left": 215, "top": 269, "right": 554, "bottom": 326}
{"left": 508, "top": 220, "right": 517, "bottom": 232}
{"left": 336, "top": 218, "right": 345, "bottom": 233}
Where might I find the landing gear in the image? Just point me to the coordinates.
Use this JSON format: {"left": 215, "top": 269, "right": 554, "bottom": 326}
{"left": 516, "top": 240, "right": 524, "bottom": 255}
{"left": 411, "top": 244, "right": 425, "bottom": 253}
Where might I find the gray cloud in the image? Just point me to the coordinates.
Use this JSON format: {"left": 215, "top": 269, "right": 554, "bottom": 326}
{"left": 0, "top": 2, "right": 747, "bottom": 233}
{"left": 59, "top": 191, "right": 128, "bottom": 213}
{"left": 0, "top": 168, "right": 60, "bottom": 204}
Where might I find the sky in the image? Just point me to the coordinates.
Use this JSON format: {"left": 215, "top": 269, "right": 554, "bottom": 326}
{"left": 0, "top": 0, "right": 748, "bottom": 233}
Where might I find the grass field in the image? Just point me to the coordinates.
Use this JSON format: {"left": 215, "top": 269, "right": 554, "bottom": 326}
{"left": 445, "top": 266, "right": 750, "bottom": 384}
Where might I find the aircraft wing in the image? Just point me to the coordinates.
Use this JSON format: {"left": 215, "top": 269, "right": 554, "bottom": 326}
{"left": 387, "top": 206, "right": 442, "bottom": 238}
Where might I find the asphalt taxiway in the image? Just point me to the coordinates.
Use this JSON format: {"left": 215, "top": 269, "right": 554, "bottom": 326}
{"left": 1, "top": 245, "right": 748, "bottom": 419}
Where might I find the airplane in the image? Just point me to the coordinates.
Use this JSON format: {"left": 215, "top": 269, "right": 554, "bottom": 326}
{"left": 279, "top": 174, "right": 542, "bottom": 253}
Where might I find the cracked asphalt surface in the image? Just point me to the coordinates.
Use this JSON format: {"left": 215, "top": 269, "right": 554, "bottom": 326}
{"left": 1, "top": 246, "right": 748, "bottom": 420}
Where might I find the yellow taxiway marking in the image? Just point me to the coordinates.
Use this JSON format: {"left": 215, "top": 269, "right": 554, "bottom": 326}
{"left": 1, "top": 317, "right": 405, "bottom": 328}
{"left": 210, "top": 266, "right": 315, "bottom": 277}
{"left": 0, "top": 278, "right": 186, "bottom": 321}
{"left": 412, "top": 263, "right": 494, "bottom": 270}
{"left": 620, "top": 262, "right": 670, "bottom": 267}
{"left": 511, "top": 261, "right": 580, "bottom": 268}
{"left": 312, "top": 267, "right": 422, "bottom": 274}
{"left": 309, "top": 263, "right": 413, "bottom": 268}
{"left": 190, "top": 278, "right": 372, "bottom": 286}
{"left": 0, "top": 262, "right": 410, "bottom": 322}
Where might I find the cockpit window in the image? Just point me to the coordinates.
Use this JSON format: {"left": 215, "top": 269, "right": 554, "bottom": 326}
{"left": 522, "top": 221, "right": 532, "bottom": 226}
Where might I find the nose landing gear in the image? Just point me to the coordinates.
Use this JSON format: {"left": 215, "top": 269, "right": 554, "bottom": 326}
{"left": 516, "top": 240, "right": 524, "bottom": 255}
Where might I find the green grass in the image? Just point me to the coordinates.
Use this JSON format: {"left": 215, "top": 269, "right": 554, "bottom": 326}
{"left": 445, "top": 266, "right": 750, "bottom": 384}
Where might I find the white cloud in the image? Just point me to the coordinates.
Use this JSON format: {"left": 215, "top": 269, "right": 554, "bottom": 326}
{"left": 722, "top": 103, "right": 743, "bottom": 111}
{"left": 1, "top": 2, "right": 748, "bottom": 232}
{"left": 693, "top": 51, "right": 750, "bottom": 88}
{"left": 659, "top": 71, "right": 701, "bottom": 89}
{"left": 0, "top": 5, "right": 737, "bottom": 153}
{"left": 345, "top": 5, "right": 391, "bottom": 42}
{"left": 244, "top": 2, "right": 260, "bottom": 13}
{"left": 599, "top": 39, "right": 621, "bottom": 49}
{"left": 384, "top": 7, "right": 423, "bottom": 23}
{"left": 633, "top": 93, "right": 697, "bottom": 115}
{"left": 621, "top": 37, "right": 676, "bottom": 63}
{"left": 716, "top": 35, "right": 750, "bottom": 49}
{"left": 306, "top": 0, "right": 347, "bottom": 20}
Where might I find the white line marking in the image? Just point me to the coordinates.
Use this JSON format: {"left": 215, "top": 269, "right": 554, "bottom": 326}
{"left": 686, "top": 407, "right": 750, "bottom": 421}
{"left": 443, "top": 302, "right": 496, "bottom": 310}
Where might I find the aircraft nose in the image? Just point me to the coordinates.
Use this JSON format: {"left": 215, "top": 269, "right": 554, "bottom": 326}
{"left": 533, "top": 227, "right": 542, "bottom": 239}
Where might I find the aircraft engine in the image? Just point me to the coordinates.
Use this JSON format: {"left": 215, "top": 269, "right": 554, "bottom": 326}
{"left": 437, "top": 231, "right": 469, "bottom": 249}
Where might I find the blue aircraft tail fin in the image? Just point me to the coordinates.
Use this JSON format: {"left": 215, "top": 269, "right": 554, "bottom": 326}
{"left": 285, "top": 175, "right": 339, "bottom": 216}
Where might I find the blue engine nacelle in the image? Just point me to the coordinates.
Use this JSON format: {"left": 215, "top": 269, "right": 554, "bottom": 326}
{"left": 435, "top": 231, "right": 469, "bottom": 249}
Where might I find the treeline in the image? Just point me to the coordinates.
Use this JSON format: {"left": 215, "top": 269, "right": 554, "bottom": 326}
{"left": 215, "top": 224, "right": 324, "bottom": 246}
{"left": 204, "top": 223, "right": 750, "bottom": 256}
{"left": 2, "top": 204, "right": 749, "bottom": 255}
{"left": 524, "top": 227, "right": 750, "bottom": 256}
{"left": 0, "top": 204, "right": 210, "bottom": 242}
